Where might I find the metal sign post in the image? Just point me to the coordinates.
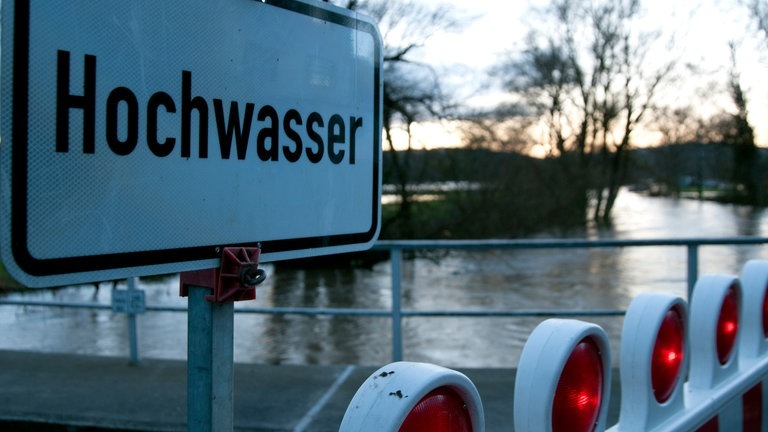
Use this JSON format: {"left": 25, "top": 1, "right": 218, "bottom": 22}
{"left": 187, "top": 286, "right": 235, "bottom": 431}
{"left": 111, "top": 277, "right": 145, "bottom": 365}
{"left": 0, "top": 1, "right": 381, "bottom": 430}
{"left": 181, "top": 247, "right": 265, "bottom": 432}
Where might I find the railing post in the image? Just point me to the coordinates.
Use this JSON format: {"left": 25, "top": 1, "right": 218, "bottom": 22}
{"left": 687, "top": 243, "right": 699, "bottom": 300}
{"left": 126, "top": 277, "right": 140, "bottom": 365}
{"left": 390, "top": 247, "right": 403, "bottom": 362}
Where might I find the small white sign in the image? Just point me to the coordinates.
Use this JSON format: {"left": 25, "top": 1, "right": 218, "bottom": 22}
{"left": 112, "top": 289, "right": 146, "bottom": 314}
{"left": 1, "top": 0, "right": 382, "bottom": 287}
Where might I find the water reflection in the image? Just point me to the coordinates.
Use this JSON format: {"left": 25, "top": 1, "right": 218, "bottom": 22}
{"left": 1, "top": 190, "right": 767, "bottom": 368}
{"left": 253, "top": 267, "right": 392, "bottom": 365}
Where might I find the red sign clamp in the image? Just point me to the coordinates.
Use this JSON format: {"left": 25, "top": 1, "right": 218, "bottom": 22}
{"left": 180, "top": 247, "right": 266, "bottom": 302}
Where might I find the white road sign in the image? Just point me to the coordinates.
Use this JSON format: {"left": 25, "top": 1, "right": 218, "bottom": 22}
{"left": 1, "top": 0, "right": 382, "bottom": 287}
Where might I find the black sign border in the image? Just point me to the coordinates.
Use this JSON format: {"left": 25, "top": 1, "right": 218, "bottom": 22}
{"left": 10, "top": 0, "right": 381, "bottom": 277}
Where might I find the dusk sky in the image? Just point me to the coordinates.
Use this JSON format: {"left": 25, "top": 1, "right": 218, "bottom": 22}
{"left": 400, "top": 0, "right": 768, "bottom": 148}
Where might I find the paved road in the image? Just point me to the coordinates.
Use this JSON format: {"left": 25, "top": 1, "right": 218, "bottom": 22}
{"left": 0, "top": 350, "right": 621, "bottom": 431}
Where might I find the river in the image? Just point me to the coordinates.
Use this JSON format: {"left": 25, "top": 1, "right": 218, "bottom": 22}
{"left": 2, "top": 190, "right": 768, "bottom": 368}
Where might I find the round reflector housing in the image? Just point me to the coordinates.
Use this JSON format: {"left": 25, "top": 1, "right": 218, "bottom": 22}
{"left": 339, "top": 362, "right": 484, "bottom": 432}
{"left": 399, "top": 386, "right": 472, "bottom": 432}
{"left": 651, "top": 306, "right": 685, "bottom": 403}
{"left": 739, "top": 261, "right": 768, "bottom": 359}
{"left": 619, "top": 293, "right": 688, "bottom": 429}
{"left": 716, "top": 283, "right": 739, "bottom": 365}
{"left": 552, "top": 337, "right": 603, "bottom": 432}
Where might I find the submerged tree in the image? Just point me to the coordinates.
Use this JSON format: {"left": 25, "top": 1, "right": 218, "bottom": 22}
{"left": 724, "top": 42, "right": 759, "bottom": 203}
{"left": 493, "top": 0, "right": 674, "bottom": 223}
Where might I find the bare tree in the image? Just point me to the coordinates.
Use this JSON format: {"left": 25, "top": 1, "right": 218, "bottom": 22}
{"left": 339, "top": 0, "right": 467, "bottom": 236}
{"left": 494, "top": 0, "right": 674, "bottom": 223}
{"left": 748, "top": 0, "right": 768, "bottom": 46}
{"left": 724, "top": 42, "right": 759, "bottom": 203}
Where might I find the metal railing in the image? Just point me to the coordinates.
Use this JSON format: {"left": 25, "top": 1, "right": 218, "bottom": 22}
{"left": 2, "top": 237, "right": 768, "bottom": 363}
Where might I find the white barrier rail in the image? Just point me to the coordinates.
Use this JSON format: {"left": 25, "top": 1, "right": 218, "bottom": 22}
{"left": 342, "top": 259, "right": 768, "bottom": 431}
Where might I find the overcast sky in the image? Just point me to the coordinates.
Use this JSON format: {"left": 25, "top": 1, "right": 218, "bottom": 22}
{"left": 405, "top": 0, "right": 768, "bottom": 147}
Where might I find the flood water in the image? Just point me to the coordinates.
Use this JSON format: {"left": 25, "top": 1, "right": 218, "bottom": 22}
{"left": 2, "top": 190, "right": 768, "bottom": 368}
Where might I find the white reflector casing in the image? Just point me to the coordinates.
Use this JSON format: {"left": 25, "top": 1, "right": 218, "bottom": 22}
{"left": 339, "top": 361, "right": 485, "bottom": 432}
{"left": 688, "top": 274, "right": 741, "bottom": 390}
{"left": 739, "top": 260, "right": 768, "bottom": 360}
{"left": 617, "top": 293, "right": 688, "bottom": 430}
{"left": 514, "top": 319, "right": 611, "bottom": 432}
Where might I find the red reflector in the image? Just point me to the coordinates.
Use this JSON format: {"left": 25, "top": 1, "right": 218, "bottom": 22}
{"left": 716, "top": 284, "right": 739, "bottom": 365}
{"left": 652, "top": 306, "right": 685, "bottom": 403}
{"left": 763, "top": 283, "right": 768, "bottom": 338}
{"left": 399, "top": 387, "right": 472, "bottom": 432}
{"left": 552, "top": 337, "right": 603, "bottom": 432}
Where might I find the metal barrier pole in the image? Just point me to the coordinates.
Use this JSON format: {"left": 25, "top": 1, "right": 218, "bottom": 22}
{"left": 687, "top": 243, "right": 699, "bottom": 300}
{"left": 187, "top": 285, "right": 234, "bottom": 432}
{"left": 126, "top": 277, "right": 140, "bottom": 365}
{"left": 391, "top": 248, "right": 403, "bottom": 362}
{"left": 210, "top": 299, "right": 234, "bottom": 430}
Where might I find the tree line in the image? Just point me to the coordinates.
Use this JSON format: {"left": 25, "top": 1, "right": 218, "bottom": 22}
{"left": 378, "top": 143, "right": 766, "bottom": 239}
{"left": 327, "top": 0, "right": 768, "bottom": 239}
